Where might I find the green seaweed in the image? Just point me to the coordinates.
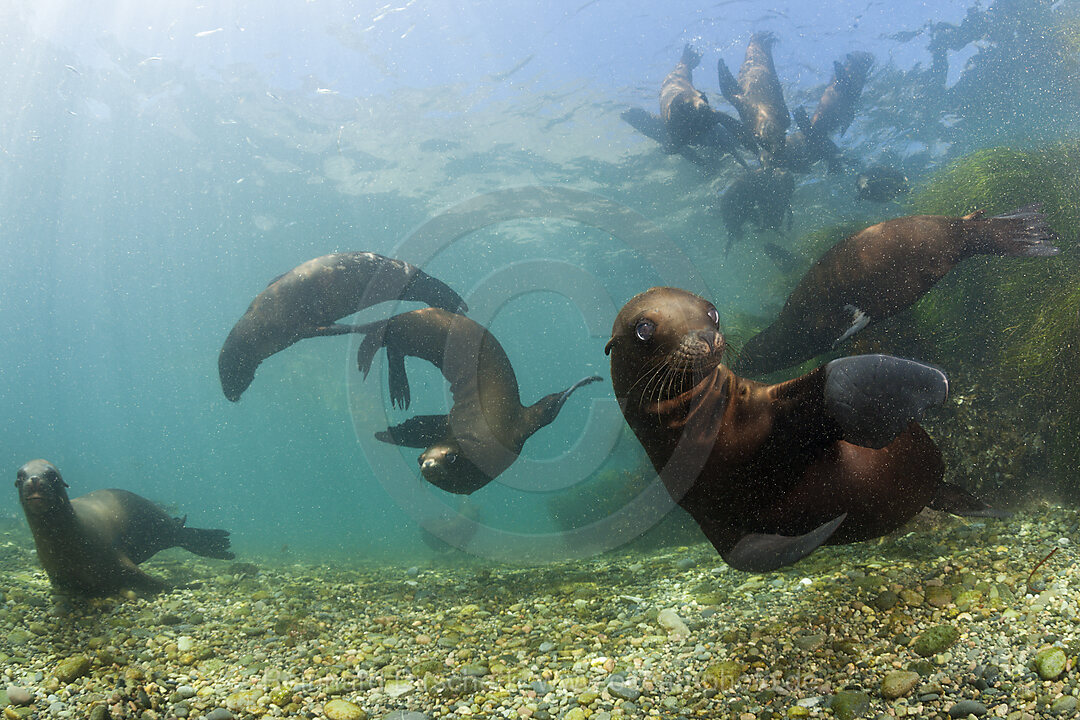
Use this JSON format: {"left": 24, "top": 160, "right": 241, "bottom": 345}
{"left": 905, "top": 141, "right": 1080, "bottom": 494}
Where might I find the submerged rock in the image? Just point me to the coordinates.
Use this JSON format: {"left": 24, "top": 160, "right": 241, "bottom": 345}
{"left": 880, "top": 670, "right": 920, "bottom": 699}
{"left": 829, "top": 690, "right": 870, "bottom": 720}
{"left": 911, "top": 624, "right": 960, "bottom": 657}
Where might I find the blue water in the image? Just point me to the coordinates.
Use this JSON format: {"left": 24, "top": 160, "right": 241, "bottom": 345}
{"left": 0, "top": 0, "right": 1075, "bottom": 559}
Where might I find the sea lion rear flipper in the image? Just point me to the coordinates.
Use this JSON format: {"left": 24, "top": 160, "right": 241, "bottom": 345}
{"left": 824, "top": 354, "right": 949, "bottom": 449}
{"left": 375, "top": 415, "right": 450, "bottom": 448}
{"left": 712, "top": 111, "right": 757, "bottom": 152}
{"left": 620, "top": 108, "right": 667, "bottom": 145}
{"left": 530, "top": 375, "right": 603, "bottom": 429}
{"left": 179, "top": 526, "right": 235, "bottom": 560}
{"left": 929, "top": 481, "right": 1012, "bottom": 519}
{"left": 117, "top": 555, "right": 168, "bottom": 594}
{"left": 713, "top": 514, "right": 847, "bottom": 573}
{"left": 832, "top": 304, "right": 870, "bottom": 346}
{"left": 985, "top": 205, "right": 1061, "bottom": 257}
{"left": 355, "top": 319, "right": 391, "bottom": 377}
{"left": 387, "top": 347, "right": 411, "bottom": 410}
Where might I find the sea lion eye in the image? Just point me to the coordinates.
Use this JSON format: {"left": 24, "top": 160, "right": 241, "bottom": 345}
{"left": 707, "top": 307, "right": 719, "bottom": 327}
{"left": 446, "top": 452, "right": 457, "bottom": 464}
{"left": 634, "top": 319, "right": 655, "bottom": 342}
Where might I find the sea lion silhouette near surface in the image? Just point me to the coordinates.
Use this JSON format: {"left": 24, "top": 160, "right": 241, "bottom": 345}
{"left": 606, "top": 287, "right": 1000, "bottom": 572}
{"left": 16, "top": 459, "right": 234, "bottom": 596}
{"left": 718, "top": 31, "right": 790, "bottom": 163}
{"left": 219, "top": 252, "right": 467, "bottom": 401}
{"left": 355, "top": 308, "right": 601, "bottom": 494}
{"left": 738, "top": 206, "right": 1061, "bottom": 377}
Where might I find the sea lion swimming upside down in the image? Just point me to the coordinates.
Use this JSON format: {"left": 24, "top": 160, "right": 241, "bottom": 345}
{"left": 355, "top": 308, "right": 600, "bottom": 494}
{"left": 16, "top": 459, "right": 234, "bottom": 596}
{"left": 606, "top": 287, "right": 1001, "bottom": 572}
{"left": 219, "top": 251, "right": 467, "bottom": 401}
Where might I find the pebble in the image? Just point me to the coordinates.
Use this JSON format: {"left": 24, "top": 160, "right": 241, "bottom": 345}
{"left": 324, "top": 699, "right": 366, "bottom": 720}
{"left": 1034, "top": 646, "right": 1067, "bottom": 680}
{"left": 204, "top": 710, "right": 234, "bottom": 720}
{"left": 176, "top": 686, "right": 196, "bottom": 700}
{"left": 947, "top": 700, "right": 988, "bottom": 717}
{"left": 607, "top": 682, "right": 641, "bottom": 702}
{"left": 880, "top": 670, "right": 920, "bottom": 699}
{"left": 656, "top": 609, "right": 690, "bottom": 639}
{"left": 1051, "top": 696, "right": 1078, "bottom": 715}
{"left": 377, "top": 713, "right": 430, "bottom": 720}
{"left": 6, "top": 688, "right": 32, "bottom": 706}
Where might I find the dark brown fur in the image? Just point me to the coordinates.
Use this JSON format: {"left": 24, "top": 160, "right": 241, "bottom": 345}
{"left": 219, "top": 252, "right": 466, "bottom": 401}
{"left": 718, "top": 32, "right": 790, "bottom": 162}
{"left": 605, "top": 288, "right": 955, "bottom": 570}
{"left": 739, "top": 208, "right": 1060, "bottom": 376}
{"left": 357, "top": 309, "right": 599, "bottom": 494}
{"left": 16, "top": 460, "right": 233, "bottom": 596}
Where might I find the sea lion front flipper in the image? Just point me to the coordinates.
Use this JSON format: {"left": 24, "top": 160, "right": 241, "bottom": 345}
{"left": 116, "top": 554, "right": 168, "bottom": 594}
{"left": 307, "top": 320, "right": 384, "bottom": 338}
{"left": 716, "top": 58, "right": 740, "bottom": 105}
{"left": 355, "top": 319, "right": 391, "bottom": 377}
{"left": 375, "top": 415, "right": 450, "bottom": 448}
{"left": 929, "top": 481, "right": 1012, "bottom": 519}
{"left": 713, "top": 514, "right": 847, "bottom": 573}
{"left": 824, "top": 354, "right": 948, "bottom": 449}
{"left": 833, "top": 304, "right": 870, "bottom": 346}
{"left": 620, "top": 108, "right": 667, "bottom": 145}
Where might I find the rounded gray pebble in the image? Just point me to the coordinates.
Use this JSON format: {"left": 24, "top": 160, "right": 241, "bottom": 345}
{"left": 176, "top": 686, "right": 196, "bottom": 699}
{"left": 205, "top": 709, "right": 235, "bottom": 720}
{"left": 378, "top": 713, "right": 432, "bottom": 720}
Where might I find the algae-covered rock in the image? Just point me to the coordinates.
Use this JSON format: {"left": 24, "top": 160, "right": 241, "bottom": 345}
{"left": 881, "top": 670, "right": 920, "bottom": 699}
{"left": 911, "top": 624, "right": 960, "bottom": 657}
{"left": 829, "top": 690, "right": 871, "bottom": 720}
{"left": 701, "top": 660, "right": 745, "bottom": 689}
{"left": 324, "top": 699, "right": 366, "bottom": 720}
{"left": 55, "top": 655, "right": 91, "bottom": 683}
{"left": 1034, "top": 646, "right": 1068, "bottom": 680}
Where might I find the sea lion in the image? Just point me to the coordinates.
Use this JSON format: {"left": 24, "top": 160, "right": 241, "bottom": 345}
{"left": 719, "top": 166, "right": 794, "bottom": 250}
{"left": 856, "top": 166, "right": 910, "bottom": 202}
{"left": 620, "top": 45, "right": 750, "bottom": 170}
{"left": 718, "top": 32, "right": 790, "bottom": 163}
{"left": 605, "top": 287, "right": 999, "bottom": 572}
{"left": 219, "top": 252, "right": 467, "bottom": 401}
{"left": 16, "top": 459, "right": 234, "bottom": 596}
{"left": 808, "top": 51, "right": 874, "bottom": 138}
{"left": 738, "top": 205, "right": 1061, "bottom": 376}
{"left": 354, "top": 308, "right": 601, "bottom": 494}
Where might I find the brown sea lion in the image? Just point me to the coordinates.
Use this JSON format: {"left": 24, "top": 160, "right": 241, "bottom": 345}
{"left": 809, "top": 51, "right": 874, "bottom": 137}
{"left": 16, "top": 459, "right": 234, "bottom": 596}
{"left": 621, "top": 45, "right": 750, "bottom": 170}
{"left": 718, "top": 166, "right": 794, "bottom": 251}
{"left": 605, "top": 287, "right": 999, "bottom": 572}
{"left": 718, "top": 32, "right": 790, "bottom": 163}
{"left": 738, "top": 205, "right": 1061, "bottom": 376}
{"left": 354, "top": 308, "right": 600, "bottom": 494}
{"left": 219, "top": 252, "right": 467, "bottom": 401}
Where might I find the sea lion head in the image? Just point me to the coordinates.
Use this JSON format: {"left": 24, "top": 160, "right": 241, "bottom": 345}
{"left": 605, "top": 287, "right": 724, "bottom": 405}
{"left": 668, "top": 92, "right": 714, "bottom": 145}
{"left": 218, "top": 331, "right": 259, "bottom": 402}
{"left": 15, "top": 459, "right": 70, "bottom": 516}
{"left": 418, "top": 443, "right": 492, "bottom": 495}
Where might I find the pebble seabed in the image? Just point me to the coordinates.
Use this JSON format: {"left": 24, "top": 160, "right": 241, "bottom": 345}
{"left": 1, "top": 507, "right": 1079, "bottom": 720}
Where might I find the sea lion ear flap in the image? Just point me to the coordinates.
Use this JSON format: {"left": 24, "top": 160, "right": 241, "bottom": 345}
{"left": 962, "top": 209, "right": 986, "bottom": 221}
{"left": 604, "top": 338, "right": 615, "bottom": 356}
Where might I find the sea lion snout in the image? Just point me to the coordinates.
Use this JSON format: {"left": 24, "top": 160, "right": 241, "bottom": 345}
{"left": 15, "top": 459, "right": 68, "bottom": 513}
{"left": 671, "top": 328, "right": 724, "bottom": 367}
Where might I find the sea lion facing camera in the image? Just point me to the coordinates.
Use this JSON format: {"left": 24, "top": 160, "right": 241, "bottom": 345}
{"left": 738, "top": 205, "right": 1061, "bottom": 376}
{"left": 16, "top": 459, "right": 234, "bottom": 596}
{"left": 219, "top": 252, "right": 466, "bottom": 401}
{"left": 718, "top": 32, "right": 790, "bottom": 163}
{"left": 355, "top": 308, "right": 600, "bottom": 494}
{"left": 605, "top": 287, "right": 1000, "bottom": 572}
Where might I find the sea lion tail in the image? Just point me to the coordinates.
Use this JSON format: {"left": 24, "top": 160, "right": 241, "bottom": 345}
{"left": 680, "top": 44, "right": 701, "bottom": 70}
{"left": 982, "top": 204, "right": 1061, "bottom": 257}
{"left": 179, "top": 526, "right": 235, "bottom": 560}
